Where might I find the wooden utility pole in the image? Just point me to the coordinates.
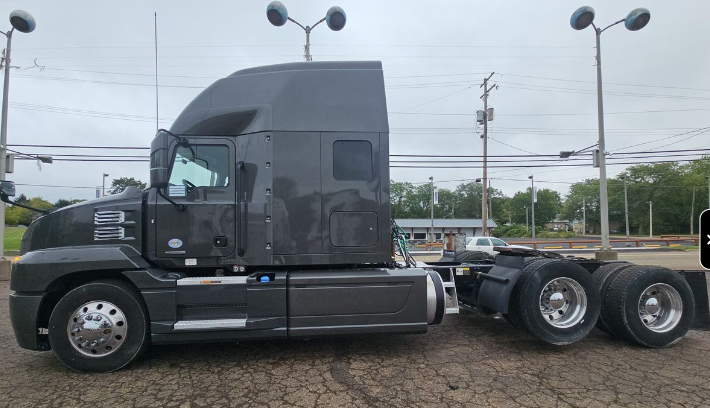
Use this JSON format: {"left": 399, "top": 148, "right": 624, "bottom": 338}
{"left": 480, "top": 72, "right": 496, "bottom": 236}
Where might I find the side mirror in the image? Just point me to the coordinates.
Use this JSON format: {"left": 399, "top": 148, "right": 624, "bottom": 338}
{"left": 150, "top": 131, "right": 170, "bottom": 189}
{"left": 0, "top": 180, "right": 16, "bottom": 200}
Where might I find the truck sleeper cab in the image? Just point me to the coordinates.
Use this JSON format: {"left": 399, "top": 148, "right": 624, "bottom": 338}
{"left": 8, "top": 61, "right": 451, "bottom": 372}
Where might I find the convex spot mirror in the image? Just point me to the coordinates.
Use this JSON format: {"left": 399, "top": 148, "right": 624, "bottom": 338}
{"left": 0, "top": 180, "right": 16, "bottom": 198}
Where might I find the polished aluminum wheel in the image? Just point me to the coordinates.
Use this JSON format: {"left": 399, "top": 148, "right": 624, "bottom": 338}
{"left": 539, "top": 277, "right": 587, "bottom": 328}
{"left": 67, "top": 301, "right": 127, "bottom": 357}
{"left": 638, "top": 283, "right": 683, "bottom": 333}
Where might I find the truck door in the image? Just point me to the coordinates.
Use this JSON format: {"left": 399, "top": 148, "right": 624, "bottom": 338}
{"left": 155, "top": 138, "right": 236, "bottom": 261}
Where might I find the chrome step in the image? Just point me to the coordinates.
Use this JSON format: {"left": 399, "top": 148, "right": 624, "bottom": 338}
{"left": 444, "top": 268, "right": 459, "bottom": 315}
{"left": 173, "top": 319, "right": 247, "bottom": 331}
{"left": 176, "top": 276, "right": 247, "bottom": 286}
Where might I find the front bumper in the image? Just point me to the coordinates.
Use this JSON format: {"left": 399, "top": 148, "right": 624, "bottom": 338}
{"left": 9, "top": 292, "right": 50, "bottom": 351}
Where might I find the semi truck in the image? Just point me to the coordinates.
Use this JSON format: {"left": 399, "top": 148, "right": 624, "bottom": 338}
{"left": 4, "top": 61, "right": 709, "bottom": 373}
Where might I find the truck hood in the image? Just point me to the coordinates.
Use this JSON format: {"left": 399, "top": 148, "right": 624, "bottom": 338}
{"left": 20, "top": 187, "right": 144, "bottom": 254}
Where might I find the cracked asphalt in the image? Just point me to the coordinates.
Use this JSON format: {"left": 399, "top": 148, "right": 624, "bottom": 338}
{"left": 2, "top": 277, "right": 710, "bottom": 408}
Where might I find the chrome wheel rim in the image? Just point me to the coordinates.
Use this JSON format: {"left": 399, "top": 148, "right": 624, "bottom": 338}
{"left": 539, "top": 277, "right": 587, "bottom": 328}
{"left": 67, "top": 301, "right": 127, "bottom": 357}
{"left": 638, "top": 283, "right": 683, "bottom": 333}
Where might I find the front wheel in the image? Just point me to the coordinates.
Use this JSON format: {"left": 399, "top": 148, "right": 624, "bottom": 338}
{"left": 48, "top": 280, "right": 150, "bottom": 372}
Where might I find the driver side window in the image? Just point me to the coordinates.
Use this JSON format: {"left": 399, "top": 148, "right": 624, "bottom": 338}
{"left": 168, "top": 145, "right": 230, "bottom": 196}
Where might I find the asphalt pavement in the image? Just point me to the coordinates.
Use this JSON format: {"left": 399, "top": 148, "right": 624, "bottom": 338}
{"left": 2, "top": 261, "right": 710, "bottom": 408}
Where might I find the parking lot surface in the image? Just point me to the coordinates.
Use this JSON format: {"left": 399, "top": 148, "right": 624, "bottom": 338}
{"left": 2, "top": 271, "right": 709, "bottom": 407}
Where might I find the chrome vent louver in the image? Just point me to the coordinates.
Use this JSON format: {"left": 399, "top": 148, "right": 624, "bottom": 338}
{"left": 94, "top": 226, "right": 125, "bottom": 241}
{"left": 94, "top": 211, "right": 125, "bottom": 225}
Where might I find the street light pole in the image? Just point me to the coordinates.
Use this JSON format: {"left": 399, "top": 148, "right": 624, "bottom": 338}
{"left": 649, "top": 201, "right": 653, "bottom": 238}
{"left": 267, "top": 2, "right": 346, "bottom": 61}
{"left": 0, "top": 10, "right": 36, "bottom": 258}
{"left": 529, "top": 175, "right": 535, "bottom": 239}
{"left": 582, "top": 198, "right": 586, "bottom": 236}
{"left": 623, "top": 176, "right": 630, "bottom": 239}
{"left": 102, "top": 173, "right": 109, "bottom": 197}
{"left": 430, "top": 176, "right": 434, "bottom": 243}
{"left": 570, "top": 6, "right": 650, "bottom": 260}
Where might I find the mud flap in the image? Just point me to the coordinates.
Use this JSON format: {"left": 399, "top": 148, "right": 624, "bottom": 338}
{"left": 477, "top": 255, "right": 525, "bottom": 314}
{"left": 677, "top": 271, "right": 710, "bottom": 331}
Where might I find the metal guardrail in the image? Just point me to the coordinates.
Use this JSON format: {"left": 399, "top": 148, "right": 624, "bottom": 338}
{"left": 517, "top": 237, "right": 699, "bottom": 250}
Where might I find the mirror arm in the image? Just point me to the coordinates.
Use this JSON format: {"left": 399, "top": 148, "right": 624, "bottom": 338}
{"left": 157, "top": 189, "right": 186, "bottom": 212}
{"left": 0, "top": 193, "right": 52, "bottom": 214}
{"left": 157, "top": 128, "right": 189, "bottom": 146}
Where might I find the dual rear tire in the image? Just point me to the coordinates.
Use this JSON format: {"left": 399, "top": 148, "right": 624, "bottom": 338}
{"left": 504, "top": 259, "right": 695, "bottom": 348}
{"left": 593, "top": 264, "right": 694, "bottom": 348}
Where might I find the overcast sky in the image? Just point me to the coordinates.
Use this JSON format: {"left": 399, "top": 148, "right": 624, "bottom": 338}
{"left": 2, "top": 0, "right": 709, "bottom": 203}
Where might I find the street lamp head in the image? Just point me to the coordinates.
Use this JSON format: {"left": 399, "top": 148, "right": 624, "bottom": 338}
{"left": 625, "top": 8, "right": 650, "bottom": 31}
{"left": 325, "top": 6, "right": 346, "bottom": 31}
{"left": 528, "top": 175, "right": 533, "bottom": 180}
{"left": 570, "top": 6, "right": 595, "bottom": 30}
{"left": 266, "top": 1, "right": 289, "bottom": 27}
{"left": 9, "top": 10, "right": 36, "bottom": 33}
{"left": 559, "top": 151, "right": 574, "bottom": 159}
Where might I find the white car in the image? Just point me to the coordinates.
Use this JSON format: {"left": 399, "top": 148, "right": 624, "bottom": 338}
{"left": 465, "top": 236, "right": 532, "bottom": 257}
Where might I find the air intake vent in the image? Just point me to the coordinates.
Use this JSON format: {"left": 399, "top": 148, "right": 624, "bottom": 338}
{"left": 94, "top": 211, "right": 125, "bottom": 225}
{"left": 94, "top": 226, "right": 125, "bottom": 241}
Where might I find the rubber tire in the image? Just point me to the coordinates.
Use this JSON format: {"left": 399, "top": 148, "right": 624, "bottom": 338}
{"left": 48, "top": 280, "right": 150, "bottom": 372}
{"left": 603, "top": 266, "right": 695, "bottom": 348}
{"left": 504, "top": 257, "right": 551, "bottom": 332}
{"left": 514, "top": 259, "right": 600, "bottom": 345}
{"left": 455, "top": 251, "right": 489, "bottom": 263}
{"left": 592, "top": 263, "right": 634, "bottom": 334}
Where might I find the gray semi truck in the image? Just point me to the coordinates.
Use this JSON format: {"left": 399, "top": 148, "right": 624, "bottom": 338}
{"left": 4, "top": 61, "right": 708, "bottom": 373}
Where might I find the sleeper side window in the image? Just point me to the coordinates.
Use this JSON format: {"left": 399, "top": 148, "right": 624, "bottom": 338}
{"left": 333, "top": 140, "right": 373, "bottom": 181}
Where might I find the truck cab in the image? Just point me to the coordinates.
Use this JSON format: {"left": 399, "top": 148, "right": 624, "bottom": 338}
{"left": 6, "top": 61, "right": 449, "bottom": 372}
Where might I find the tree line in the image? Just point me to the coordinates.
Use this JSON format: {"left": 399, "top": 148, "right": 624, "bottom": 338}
{"left": 392, "top": 158, "right": 710, "bottom": 235}
{"left": 5, "top": 177, "right": 146, "bottom": 226}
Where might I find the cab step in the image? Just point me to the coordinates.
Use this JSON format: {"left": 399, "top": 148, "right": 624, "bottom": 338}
{"left": 173, "top": 318, "right": 247, "bottom": 331}
{"left": 442, "top": 268, "right": 459, "bottom": 315}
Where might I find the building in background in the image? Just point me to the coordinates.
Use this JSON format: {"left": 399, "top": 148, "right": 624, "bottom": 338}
{"left": 395, "top": 219, "right": 497, "bottom": 242}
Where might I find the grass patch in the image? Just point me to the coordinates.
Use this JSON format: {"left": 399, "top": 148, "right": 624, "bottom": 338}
{"left": 4, "top": 226, "right": 27, "bottom": 255}
{"left": 666, "top": 245, "right": 699, "bottom": 251}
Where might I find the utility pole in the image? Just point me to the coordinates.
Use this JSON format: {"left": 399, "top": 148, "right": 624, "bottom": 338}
{"left": 623, "top": 176, "right": 630, "bottom": 239}
{"left": 649, "top": 201, "right": 653, "bottom": 238}
{"left": 525, "top": 206, "right": 529, "bottom": 236}
{"left": 582, "top": 198, "right": 586, "bottom": 236}
{"left": 429, "top": 176, "right": 434, "bottom": 243}
{"left": 480, "top": 72, "right": 495, "bottom": 237}
{"left": 690, "top": 186, "right": 696, "bottom": 235}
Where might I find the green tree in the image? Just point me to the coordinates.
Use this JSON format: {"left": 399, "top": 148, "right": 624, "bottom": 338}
{"left": 509, "top": 188, "right": 561, "bottom": 228}
{"left": 54, "top": 198, "right": 86, "bottom": 208}
{"left": 108, "top": 177, "right": 146, "bottom": 195}
{"left": 5, "top": 196, "right": 53, "bottom": 226}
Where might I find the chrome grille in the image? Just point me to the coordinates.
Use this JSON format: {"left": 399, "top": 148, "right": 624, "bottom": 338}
{"left": 94, "top": 211, "right": 125, "bottom": 225}
{"left": 94, "top": 226, "right": 125, "bottom": 241}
